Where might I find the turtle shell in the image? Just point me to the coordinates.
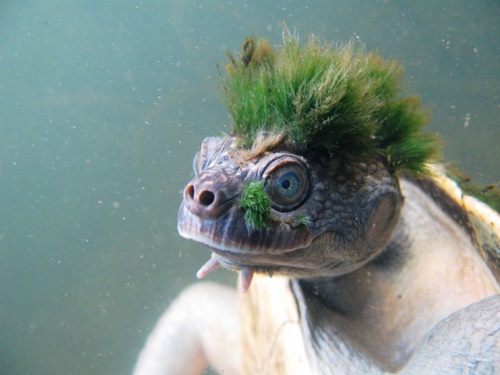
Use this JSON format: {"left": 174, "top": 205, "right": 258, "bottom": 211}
{"left": 238, "top": 165, "right": 500, "bottom": 374}
{"left": 423, "top": 164, "right": 500, "bottom": 281}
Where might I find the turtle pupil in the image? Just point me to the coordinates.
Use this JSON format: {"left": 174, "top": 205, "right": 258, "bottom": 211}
{"left": 281, "top": 179, "right": 291, "bottom": 189}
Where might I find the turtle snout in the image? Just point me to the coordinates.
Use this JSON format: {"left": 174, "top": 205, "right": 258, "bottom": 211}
{"left": 183, "top": 172, "right": 236, "bottom": 219}
{"left": 185, "top": 184, "right": 215, "bottom": 207}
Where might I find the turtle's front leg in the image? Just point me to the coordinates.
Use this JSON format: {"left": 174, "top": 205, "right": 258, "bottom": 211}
{"left": 133, "top": 282, "right": 239, "bottom": 375}
{"left": 404, "top": 295, "right": 500, "bottom": 374}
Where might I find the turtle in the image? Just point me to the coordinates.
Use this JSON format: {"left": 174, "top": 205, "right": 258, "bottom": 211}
{"left": 134, "top": 32, "right": 500, "bottom": 375}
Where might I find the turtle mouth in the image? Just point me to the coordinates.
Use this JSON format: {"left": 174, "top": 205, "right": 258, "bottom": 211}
{"left": 193, "top": 238, "right": 325, "bottom": 293}
{"left": 195, "top": 248, "right": 308, "bottom": 293}
{"left": 178, "top": 201, "right": 316, "bottom": 291}
{"left": 206, "top": 245, "right": 308, "bottom": 270}
{"left": 180, "top": 219, "right": 315, "bottom": 268}
{"left": 178, "top": 199, "right": 313, "bottom": 252}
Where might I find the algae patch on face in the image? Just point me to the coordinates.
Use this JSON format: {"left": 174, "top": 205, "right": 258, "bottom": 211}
{"left": 239, "top": 181, "right": 271, "bottom": 232}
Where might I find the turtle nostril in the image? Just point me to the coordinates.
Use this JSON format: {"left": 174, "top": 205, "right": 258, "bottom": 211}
{"left": 199, "top": 190, "right": 215, "bottom": 206}
{"left": 185, "top": 183, "right": 216, "bottom": 209}
{"left": 186, "top": 184, "right": 195, "bottom": 200}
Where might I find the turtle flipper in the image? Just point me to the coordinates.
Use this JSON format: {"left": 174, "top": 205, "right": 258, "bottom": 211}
{"left": 133, "top": 282, "right": 239, "bottom": 375}
{"left": 404, "top": 295, "right": 500, "bottom": 374}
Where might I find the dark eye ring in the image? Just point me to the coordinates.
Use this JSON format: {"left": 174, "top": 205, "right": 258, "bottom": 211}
{"left": 265, "top": 160, "right": 309, "bottom": 211}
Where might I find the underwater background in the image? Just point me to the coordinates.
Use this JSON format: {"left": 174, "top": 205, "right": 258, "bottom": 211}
{"left": 0, "top": 1, "right": 498, "bottom": 374}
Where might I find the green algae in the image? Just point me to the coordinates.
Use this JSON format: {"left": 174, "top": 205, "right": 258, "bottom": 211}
{"left": 447, "top": 167, "right": 500, "bottom": 213}
{"left": 239, "top": 181, "right": 271, "bottom": 232}
{"left": 221, "top": 31, "right": 439, "bottom": 175}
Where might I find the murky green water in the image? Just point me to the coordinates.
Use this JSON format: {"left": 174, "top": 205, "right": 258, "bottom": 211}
{"left": 0, "top": 1, "right": 498, "bottom": 374}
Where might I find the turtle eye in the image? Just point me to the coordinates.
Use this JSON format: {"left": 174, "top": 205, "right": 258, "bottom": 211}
{"left": 266, "top": 162, "right": 309, "bottom": 211}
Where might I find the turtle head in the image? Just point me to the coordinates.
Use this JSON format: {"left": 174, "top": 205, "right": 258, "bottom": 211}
{"left": 177, "top": 32, "right": 439, "bottom": 289}
{"left": 178, "top": 134, "right": 403, "bottom": 284}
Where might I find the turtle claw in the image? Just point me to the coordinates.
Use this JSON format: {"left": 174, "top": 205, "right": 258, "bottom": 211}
{"left": 196, "top": 255, "right": 221, "bottom": 279}
{"left": 240, "top": 266, "right": 255, "bottom": 294}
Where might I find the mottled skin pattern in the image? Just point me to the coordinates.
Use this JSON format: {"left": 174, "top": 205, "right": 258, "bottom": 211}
{"left": 134, "top": 136, "right": 500, "bottom": 375}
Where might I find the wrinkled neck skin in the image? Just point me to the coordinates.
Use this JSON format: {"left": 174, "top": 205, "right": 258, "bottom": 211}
{"left": 297, "top": 179, "right": 500, "bottom": 371}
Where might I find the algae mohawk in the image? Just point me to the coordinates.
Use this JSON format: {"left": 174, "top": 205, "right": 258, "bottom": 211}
{"left": 221, "top": 32, "right": 439, "bottom": 175}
